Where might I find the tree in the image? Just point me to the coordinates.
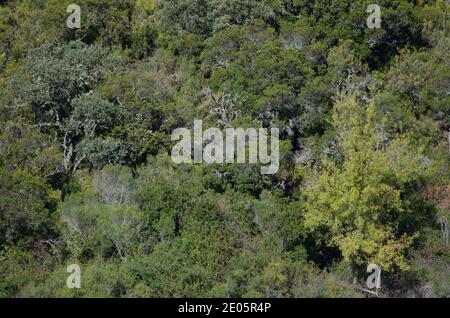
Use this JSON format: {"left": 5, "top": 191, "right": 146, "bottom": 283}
{"left": 64, "top": 92, "right": 124, "bottom": 171}
{"left": 12, "top": 42, "right": 118, "bottom": 124}
{"left": 74, "top": 137, "right": 125, "bottom": 171}
{"left": 303, "top": 96, "right": 428, "bottom": 271}
{"left": 0, "top": 121, "right": 63, "bottom": 179}
{"left": 60, "top": 193, "right": 146, "bottom": 260}
{"left": 8, "top": 42, "right": 123, "bottom": 172}
{"left": 0, "top": 168, "right": 57, "bottom": 249}
{"left": 68, "top": 93, "right": 121, "bottom": 139}
{"left": 156, "top": 0, "right": 273, "bottom": 36}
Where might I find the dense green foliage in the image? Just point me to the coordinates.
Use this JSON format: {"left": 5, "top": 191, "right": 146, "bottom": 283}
{"left": 0, "top": 0, "right": 449, "bottom": 297}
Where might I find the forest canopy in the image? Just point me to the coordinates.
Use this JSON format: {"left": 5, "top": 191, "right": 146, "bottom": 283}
{"left": 0, "top": 0, "right": 449, "bottom": 298}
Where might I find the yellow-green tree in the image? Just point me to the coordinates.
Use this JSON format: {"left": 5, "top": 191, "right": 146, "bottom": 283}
{"left": 304, "top": 96, "right": 426, "bottom": 271}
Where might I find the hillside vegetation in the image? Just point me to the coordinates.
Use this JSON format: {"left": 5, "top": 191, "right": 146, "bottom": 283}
{"left": 0, "top": 0, "right": 449, "bottom": 297}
